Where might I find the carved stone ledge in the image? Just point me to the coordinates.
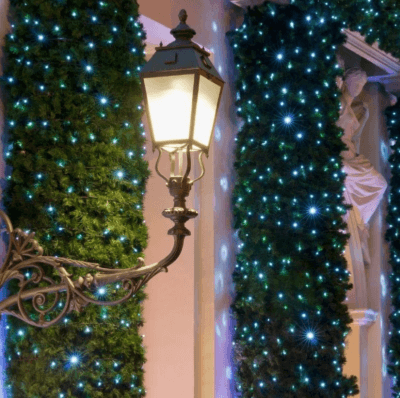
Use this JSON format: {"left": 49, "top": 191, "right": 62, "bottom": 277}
{"left": 230, "top": 0, "right": 289, "bottom": 7}
{"left": 349, "top": 309, "right": 378, "bottom": 327}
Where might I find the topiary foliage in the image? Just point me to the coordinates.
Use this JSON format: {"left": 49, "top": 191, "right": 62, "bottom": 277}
{"left": 2, "top": 0, "right": 149, "bottom": 396}
{"left": 386, "top": 102, "right": 400, "bottom": 398}
{"left": 228, "top": 2, "right": 358, "bottom": 397}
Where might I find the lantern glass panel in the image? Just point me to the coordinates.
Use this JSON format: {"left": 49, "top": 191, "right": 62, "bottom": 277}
{"left": 193, "top": 75, "right": 221, "bottom": 149}
{"left": 144, "top": 74, "right": 195, "bottom": 149}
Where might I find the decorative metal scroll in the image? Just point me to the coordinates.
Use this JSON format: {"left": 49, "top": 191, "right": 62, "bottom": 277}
{"left": 0, "top": 200, "right": 196, "bottom": 327}
{"left": 0, "top": 146, "right": 205, "bottom": 328}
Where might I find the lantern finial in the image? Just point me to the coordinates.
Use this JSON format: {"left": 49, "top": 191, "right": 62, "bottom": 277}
{"left": 178, "top": 9, "right": 187, "bottom": 24}
{"left": 170, "top": 9, "right": 196, "bottom": 42}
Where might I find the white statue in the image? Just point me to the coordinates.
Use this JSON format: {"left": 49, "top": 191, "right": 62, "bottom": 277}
{"left": 336, "top": 67, "right": 388, "bottom": 265}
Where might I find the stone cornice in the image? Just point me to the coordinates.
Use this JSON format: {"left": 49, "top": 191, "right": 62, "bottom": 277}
{"left": 368, "top": 73, "right": 400, "bottom": 95}
{"left": 349, "top": 309, "right": 378, "bottom": 327}
{"left": 343, "top": 30, "right": 400, "bottom": 75}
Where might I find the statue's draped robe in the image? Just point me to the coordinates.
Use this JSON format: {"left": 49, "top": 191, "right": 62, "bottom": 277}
{"left": 337, "top": 99, "right": 387, "bottom": 264}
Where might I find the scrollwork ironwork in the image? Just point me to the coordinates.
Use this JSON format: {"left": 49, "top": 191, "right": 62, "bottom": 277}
{"left": 0, "top": 172, "right": 197, "bottom": 327}
{"left": 0, "top": 143, "right": 206, "bottom": 328}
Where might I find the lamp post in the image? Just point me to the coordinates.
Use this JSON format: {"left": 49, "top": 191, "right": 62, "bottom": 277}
{"left": 0, "top": 9, "right": 224, "bottom": 327}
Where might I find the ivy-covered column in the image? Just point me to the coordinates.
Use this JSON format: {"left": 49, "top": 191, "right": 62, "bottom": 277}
{"left": 2, "top": 0, "right": 149, "bottom": 396}
{"left": 386, "top": 102, "right": 400, "bottom": 398}
{"left": 228, "top": 3, "right": 358, "bottom": 396}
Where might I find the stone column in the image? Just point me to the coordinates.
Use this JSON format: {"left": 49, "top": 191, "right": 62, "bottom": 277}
{"left": 344, "top": 309, "right": 378, "bottom": 398}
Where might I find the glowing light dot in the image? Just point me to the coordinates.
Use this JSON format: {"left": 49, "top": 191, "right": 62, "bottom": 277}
{"left": 38, "top": 35, "right": 44, "bottom": 41}
{"left": 100, "top": 97, "right": 107, "bottom": 104}
{"left": 86, "top": 65, "right": 93, "bottom": 72}
{"left": 277, "top": 53, "right": 283, "bottom": 60}
{"left": 309, "top": 207, "right": 317, "bottom": 215}
{"left": 98, "top": 287, "right": 106, "bottom": 295}
{"left": 306, "top": 332, "right": 315, "bottom": 339}
{"left": 70, "top": 355, "right": 79, "bottom": 364}
{"left": 284, "top": 116, "right": 292, "bottom": 124}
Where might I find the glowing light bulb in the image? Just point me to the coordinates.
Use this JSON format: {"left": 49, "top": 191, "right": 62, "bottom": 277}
{"left": 70, "top": 355, "right": 79, "bottom": 365}
{"left": 98, "top": 287, "right": 106, "bottom": 295}
{"left": 309, "top": 206, "right": 317, "bottom": 215}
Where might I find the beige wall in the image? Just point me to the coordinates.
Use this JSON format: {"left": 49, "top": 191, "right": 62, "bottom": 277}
{"left": 139, "top": 1, "right": 241, "bottom": 397}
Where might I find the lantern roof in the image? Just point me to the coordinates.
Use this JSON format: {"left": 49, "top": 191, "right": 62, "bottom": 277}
{"left": 140, "top": 9, "right": 224, "bottom": 84}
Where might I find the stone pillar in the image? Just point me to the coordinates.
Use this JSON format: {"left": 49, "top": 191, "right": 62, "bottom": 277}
{"left": 344, "top": 309, "right": 378, "bottom": 398}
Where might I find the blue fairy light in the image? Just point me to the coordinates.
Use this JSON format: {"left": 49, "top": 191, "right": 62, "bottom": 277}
{"left": 306, "top": 331, "right": 315, "bottom": 340}
{"left": 69, "top": 355, "right": 80, "bottom": 365}
{"left": 284, "top": 116, "right": 292, "bottom": 125}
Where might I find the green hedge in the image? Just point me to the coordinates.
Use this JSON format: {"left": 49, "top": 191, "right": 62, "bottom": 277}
{"left": 228, "top": 2, "right": 357, "bottom": 396}
{"left": 229, "top": 1, "right": 400, "bottom": 396}
{"left": 2, "top": 0, "right": 149, "bottom": 396}
{"left": 386, "top": 103, "right": 400, "bottom": 397}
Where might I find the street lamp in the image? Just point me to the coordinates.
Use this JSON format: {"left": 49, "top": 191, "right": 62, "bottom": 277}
{"left": 0, "top": 9, "right": 224, "bottom": 327}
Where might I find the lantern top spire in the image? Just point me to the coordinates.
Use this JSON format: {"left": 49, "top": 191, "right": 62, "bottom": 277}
{"left": 179, "top": 9, "right": 188, "bottom": 23}
{"left": 170, "top": 9, "right": 196, "bottom": 43}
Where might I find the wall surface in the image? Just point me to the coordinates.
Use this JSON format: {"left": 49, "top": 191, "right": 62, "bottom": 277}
{"left": 139, "top": 1, "right": 241, "bottom": 398}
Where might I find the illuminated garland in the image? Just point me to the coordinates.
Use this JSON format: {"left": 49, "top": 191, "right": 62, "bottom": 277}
{"left": 386, "top": 103, "right": 400, "bottom": 398}
{"left": 2, "top": 0, "right": 149, "bottom": 396}
{"left": 228, "top": 3, "right": 358, "bottom": 396}
{"left": 229, "top": 0, "right": 400, "bottom": 396}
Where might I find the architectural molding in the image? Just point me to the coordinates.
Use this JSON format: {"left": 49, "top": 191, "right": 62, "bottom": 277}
{"left": 368, "top": 73, "right": 400, "bottom": 95}
{"left": 230, "top": 0, "right": 289, "bottom": 7}
{"left": 349, "top": 309, "right": 378, "bottom": 327}
{"left": 343, "top": 30, "right": 400, "bottom": 75}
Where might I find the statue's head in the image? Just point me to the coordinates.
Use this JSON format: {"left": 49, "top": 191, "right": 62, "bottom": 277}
{"left": 343, "top": 67, "right": 368, "bottom": 98}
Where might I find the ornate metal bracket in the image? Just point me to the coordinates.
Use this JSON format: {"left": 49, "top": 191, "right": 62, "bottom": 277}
{"left": 0, "top": 170, "right": 198, "bottom": 327}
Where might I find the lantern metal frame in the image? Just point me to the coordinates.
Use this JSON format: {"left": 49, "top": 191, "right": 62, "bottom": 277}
{"left": 140, "top": 68, "right": 224, "bottom": 156}
{"left": 0, "top": 9, "right": 224, "bottom": 328}
{"left": 139, "top": 9, "right": 225, "bottom": 156}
